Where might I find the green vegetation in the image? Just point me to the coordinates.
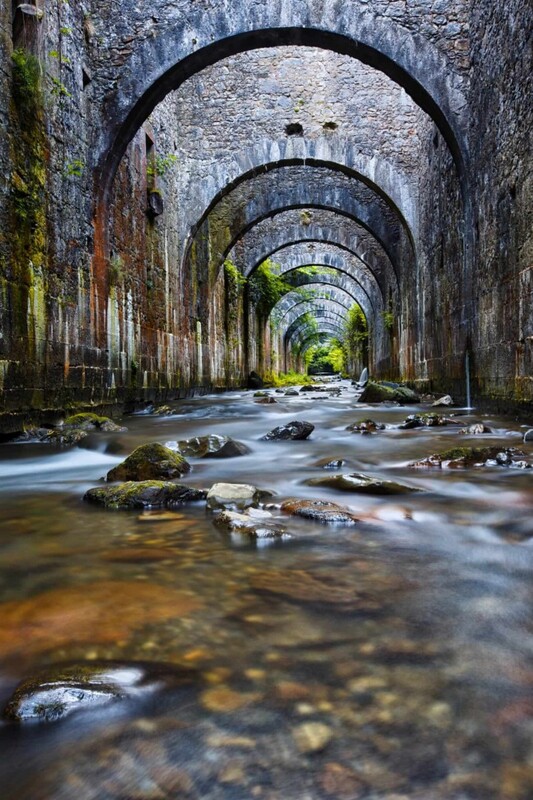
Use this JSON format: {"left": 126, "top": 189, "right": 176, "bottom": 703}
{"left": 147, "top": 153, "right": 179, "bottom": 180}
{"left": 344, "top": 303, "right": 369, "bottom": 363}
{"left": 296, "top": 266, "right": 337, "bottom": 277}
{"left": 248, "top": 259, "right": 295, "bottom": 319}
{"left": 263, "top": 370, "right": 308, "bottom": 387}
{"left": 305, "top": 339, "right": 345, "bottom": 373}
{"left": 10, "top": 49, "right": 48, "bottom": 277}
{"left": 224, "top": 259, "right": 246, "bottom": 350}
{"left": 382, "top": 310, "right": 395, "bottom": 331}
{"left": 11, "top": 49, "right": 41, "bottom": 118}
{"left": 64, "top": 158, "right": 84, "bottom": 178}
{"left": 300, "top": 303, "right": 368, "bottom": 376}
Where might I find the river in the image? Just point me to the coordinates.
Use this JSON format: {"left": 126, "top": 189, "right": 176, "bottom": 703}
{"left": 0, "top": 381, "right": 531, "bottom": 799}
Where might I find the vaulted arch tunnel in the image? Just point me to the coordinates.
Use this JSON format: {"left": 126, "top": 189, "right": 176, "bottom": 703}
{"left": 0, "top": 0, "right": 531, "bottom": 415}
{"left": 1, "top": 3, "right": 533, "bottom": 797}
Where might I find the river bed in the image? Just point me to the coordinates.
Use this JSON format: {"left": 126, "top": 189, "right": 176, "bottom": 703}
{"left": 0, "top": 382, "right": 532, "bottom": 799}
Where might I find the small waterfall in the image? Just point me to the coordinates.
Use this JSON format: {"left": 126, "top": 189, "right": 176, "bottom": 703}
{"left": 465, "top": 350, "right": 472, "bottom": 409}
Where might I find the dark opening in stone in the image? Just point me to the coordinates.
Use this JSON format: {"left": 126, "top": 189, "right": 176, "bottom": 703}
{"left": 285, "top": 122, "right": 303, "bottom": 136}
{"left": 323, "top": 121, "right": 338, "bottom": 131}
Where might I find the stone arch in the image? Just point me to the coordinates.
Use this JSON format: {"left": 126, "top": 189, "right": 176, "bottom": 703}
{"left": 184, "top": 154, "right": 418, "bottom": 264}
{"left": 93, "top": 8, "right": 469, "bottom": 202}
{"left": 280, "top": 268, "right": 379, "bottom": 318}
{"left": 271, "top": 285, "right": 355, "bottom": 328}
{"left": 285, "top": 306, "right": 351, "bottom": 351}
{"left": 183, "top": 159, "right": 415, "bottom": 290}
{"left": 267, "top": 242, "right": 390, "bottom": 306}
{"left": 228, "top": 209, "right": 399, "bottom": 302}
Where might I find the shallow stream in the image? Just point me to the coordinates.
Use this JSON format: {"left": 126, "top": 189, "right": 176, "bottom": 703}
{"left": 0, "top": 382, "right": 532, "bottom": 799}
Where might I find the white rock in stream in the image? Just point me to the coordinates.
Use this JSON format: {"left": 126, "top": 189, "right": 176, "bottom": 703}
{"left": 207, "top": 482, "right": 258, "bottom": 509}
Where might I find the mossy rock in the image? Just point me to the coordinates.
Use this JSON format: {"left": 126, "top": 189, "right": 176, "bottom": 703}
{"left": 63, "top": 413, "right": 127, "bottom": 433}
{"left": 84, "top": 481, "right": 206, "bottom": 510}
{"left": 42, "top": 429, "right": 92, "bottom": 447}
{"left": 410, "top": 446, "right": 529, "bottom": 469}
{"left": 359, "top": 381, "right": 420, "bottom": 404}
{"left": 106, "top": 443, "right": 190, "bottom": 482}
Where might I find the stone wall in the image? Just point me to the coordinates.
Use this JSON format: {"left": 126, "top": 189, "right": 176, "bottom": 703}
{"left": 0, "top": 0, "right": 531, "bottom": 428}
{"left": 468, "top": 0, "right": 533, "bottom": 408}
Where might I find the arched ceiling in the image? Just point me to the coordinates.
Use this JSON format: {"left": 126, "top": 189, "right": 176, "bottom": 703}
{"left": 228, "top": 209, "right": 398, "bottom": 298}
{"left": 95, "top": 6, "right": 469, "bottom": 198}
{"left": 102, "top": 6, "right": 468, "bottom": 371}
{"left": 182, "top": 162, "right": 415, "bottom": 283}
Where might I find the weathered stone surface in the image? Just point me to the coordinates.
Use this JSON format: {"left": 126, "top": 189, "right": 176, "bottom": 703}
{"left": 63, "top": 413, "right": 127, "bottom": 432}
{"left": 523, "top": 430, "right": 533, "bottom": 443}
{"left": 432, "top": 395, "right": 454, "bottom": 407}
{"left": 170, "top": 435, "right": 249, "bottom": 459}
{"left": 409, "top": 447, "right": 531, "bottom": 469}
{"left": 346, "top": 419, "right": 386, "bottom": 433}
{"left": 359, "top": 382, "right": 420, "bottom": 404}
{"left": 84, "top": 481, "right": 206, "bottom": 509}
{"left": 41, "top": 428, "right": 90, "bottom": 447}
{"left": 315, "top": 458, "right": 347, "bottom": 470}
{"left": 206, "top": 482, "right": 269, "bottom": 510}
{"left": 398, "top": 413, "right": 458, "bottom": 429}
{"left": 307, "top": 473, "right": 421, "bottom": 495}
{"left": 281, "top": 498, "right": 359, "bottom": 525}
{"left": 213, "top": 508, "right": 288, "bottom": 539}
{"left": 460, "top": 423, "right": 493, "bottom": 434}
{"left": 106, "top": 443, "right": 191, "bottom": 482}
{"left": 261, "top": 421, "right": 314, "bottom": 441}
{"left": 4, "top": 661, "right": 195, "bottom": 723}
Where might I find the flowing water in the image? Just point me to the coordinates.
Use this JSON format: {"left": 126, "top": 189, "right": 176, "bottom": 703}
{"left": 0, "top": 382, "right": 532, "bottom": 799}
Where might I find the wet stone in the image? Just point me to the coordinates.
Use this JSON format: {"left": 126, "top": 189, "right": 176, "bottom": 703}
{"left": 41, "top": 428, "right": 90, "bottom": 447}
{"left": 315, "top": 458, "right": 347, "bottom": 470}
{"left": 106, "top": 442, "right": 191, "bottom": 482}
{"left": 261, "top": 420, "right": 314, "bottom": 441}
{"left": 346, "top": 418, "right": 386, "bottom": 433}
{"left": 398, "top": 413, "right": 457, "bottom": 429}
{"left": 206, "top": 482, "right": 270, "bottom": 510}
{"left": 281, "top": 498, "right": 359, "bottom": 525}
{"left": 409, "top": 446, "right": 531, "bottom": 469}
{"left": 460, "top": 423, "right": 493, "bottom": 434}
{"left": 213, "top": 508, "right": 289, "bottom": 539}
{"left": 84, "top": 481, "right": 207, "bottom": 509}
{"left": 293, "top": 721, "right": 333, "bottom": 753}
{"left": 307, "top": 473, "right": 421, "bottom": 496}
{"left": 319, "top": 762, "right": 366, "bottom": 798}
{"left": 168, "top": 434, "right": 249, "bottom": 459}
{"left": 62, "top": 413, "right": 127, "bottom": 433}
{"left": 359, "top": 381, "right": 420, "bottom": 404}
{"left": 432, "top": 395, "right": 454, "bottom": 407}
{"left": 4, "top": 661, "right": 195, "bottom": 723}
{"left": 255, "top": 396, "right": 277, "bottom": 404}
{"left": 523, "top": 429, "right": 533, "bottom": 443}
{"left": 0, "top": 581, "right": 202, "bottom": 664}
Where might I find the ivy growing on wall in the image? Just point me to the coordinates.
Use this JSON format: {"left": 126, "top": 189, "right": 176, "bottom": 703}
{"left": 248, "top": 259, "right": 295, "bottom": 319}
